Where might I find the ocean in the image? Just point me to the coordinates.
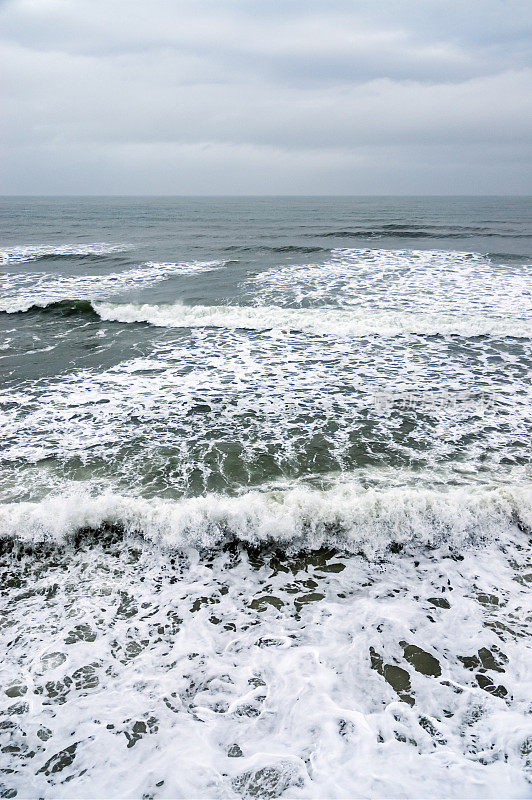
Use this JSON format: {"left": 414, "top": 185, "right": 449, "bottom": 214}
{"left": 0, "top": 196, "right": 531, "bottom": 798}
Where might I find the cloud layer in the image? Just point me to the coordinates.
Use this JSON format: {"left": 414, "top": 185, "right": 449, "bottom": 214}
{"left": 1, "top": 0, "right": 531, "bottom": 194}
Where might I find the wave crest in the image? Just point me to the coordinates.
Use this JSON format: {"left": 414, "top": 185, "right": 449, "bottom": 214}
{"left": 1, "top": 482, "right": 530, "bottom": 555}
{"left": 93, "top": 301, "right": 531, "bottom": 338}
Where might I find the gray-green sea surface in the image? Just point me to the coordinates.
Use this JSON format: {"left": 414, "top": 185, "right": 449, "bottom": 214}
{"left": 0, "top": 196, "right": 531, "bottom": 798}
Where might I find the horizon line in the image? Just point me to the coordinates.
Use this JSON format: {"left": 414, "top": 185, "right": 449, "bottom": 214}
{"left": 1, "top": 193, "right": 531, "bottom": 199}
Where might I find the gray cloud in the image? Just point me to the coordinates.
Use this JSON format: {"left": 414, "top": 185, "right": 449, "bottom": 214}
{"left": 1, "top": 0, "right": 531, "bottom": 194}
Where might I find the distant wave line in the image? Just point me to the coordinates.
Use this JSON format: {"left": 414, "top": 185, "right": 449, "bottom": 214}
{"left": 0, "top": 243, "right": 132, "bottom": 265}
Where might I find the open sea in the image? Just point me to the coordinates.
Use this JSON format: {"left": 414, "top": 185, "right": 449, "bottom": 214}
{"left": 0, "top": 196, "right": 531, "bottom": 798}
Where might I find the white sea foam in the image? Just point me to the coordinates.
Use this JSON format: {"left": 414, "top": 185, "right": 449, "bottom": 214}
{"left": 93, "top": 300, "right": 531, "bottom": 338}
{"left": 89, "top": 246, "right": 531, "bottom": 337}
{"left": 0, "top": 260, "right": 226, "bottom": 313}
{"left": 250, "top": 248, "right": 532, "bottom": 319}
{"left": 2, "top": 235, "right": 531, "bottom": 798}
{"left": 1, "top": 484, "right": 531, "bottom": 798}
{"left": 2, "top": 329, "right": 530, "bottom": 499}
{"left": 3, "top": 540, "right": 532, "bottom": 798}
{"left": 1, "top": 480, "right": 530, "bottom": 554}
{"left": 0, "top": 243, "right": 131, "bottom": 265}
{"left": 143, "top": 259, "right": 225, "bottom": 275}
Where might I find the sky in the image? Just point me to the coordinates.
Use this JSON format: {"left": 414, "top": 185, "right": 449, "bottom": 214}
{"left": 1, "top": 0, "right": 531, "bottom": 195}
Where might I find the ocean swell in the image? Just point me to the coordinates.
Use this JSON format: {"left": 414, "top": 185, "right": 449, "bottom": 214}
{"left": 0, "top": 243, "right": 132, "bottom": 265}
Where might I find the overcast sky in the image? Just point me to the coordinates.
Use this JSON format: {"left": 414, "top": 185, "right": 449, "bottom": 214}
{"left": 1, "top": 0, "right": 531, "bottom": 194}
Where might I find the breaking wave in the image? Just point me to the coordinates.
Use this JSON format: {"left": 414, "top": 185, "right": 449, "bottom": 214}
{"left": 92, "top": 301, "right": 532, "bottom": 338}
{"left": 14, "top": 298, "right": 98, "bottom": 317}
{"left": 1, "top": 481, "right": 531, "bottom": 555}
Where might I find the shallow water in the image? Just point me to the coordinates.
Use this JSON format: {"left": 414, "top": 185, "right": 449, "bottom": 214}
{"left": 0, "top": 196, "right": 531, "bottom": 797}
{"left": 1, "top": 534, "right": 530, "bottom": 798}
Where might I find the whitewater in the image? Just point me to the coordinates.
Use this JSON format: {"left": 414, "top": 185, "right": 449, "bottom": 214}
{"left": 0, "top": 196, "right": 530, "bottom": 799}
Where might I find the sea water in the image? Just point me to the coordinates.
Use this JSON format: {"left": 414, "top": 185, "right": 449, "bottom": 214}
{"left": 0, "top": 196, "right": 531, "bottom": 798}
